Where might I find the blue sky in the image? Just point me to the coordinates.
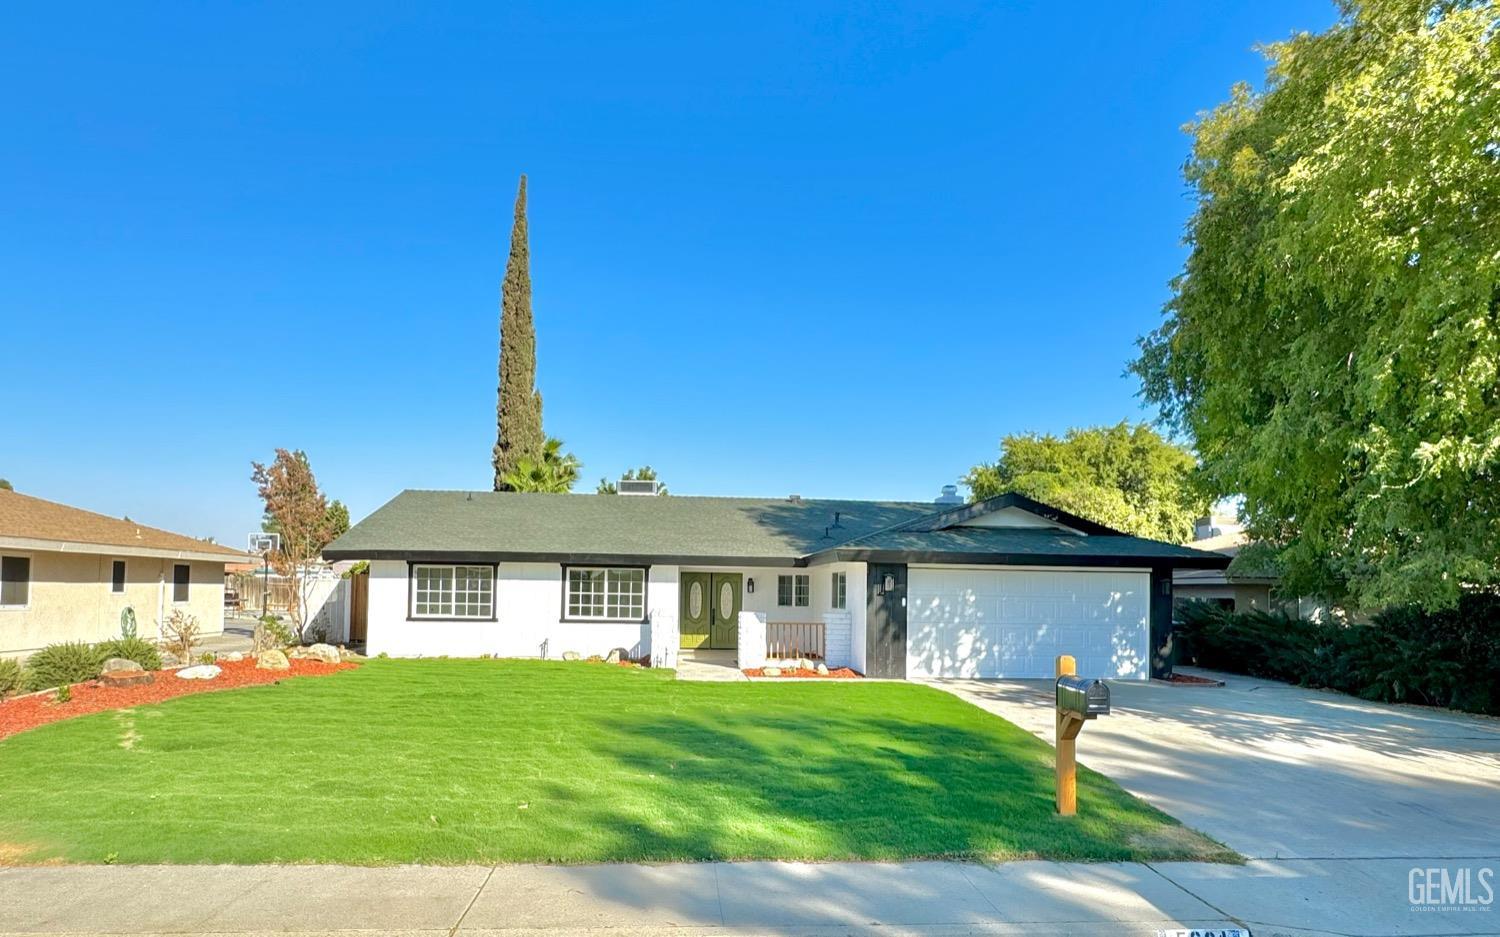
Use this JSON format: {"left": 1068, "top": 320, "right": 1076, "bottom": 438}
{"left": 2, "top": 1, "right": 1336, "bottom": 546}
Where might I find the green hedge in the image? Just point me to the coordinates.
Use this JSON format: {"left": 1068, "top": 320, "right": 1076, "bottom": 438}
{"left": 1175, "top": 595, "right": 1500, "bottom": 715}
{"left": 0, "top": 657, "right": 20, "bottom": 697}
{"left": 22, "top": 641, "right": 106, "bottom": 693}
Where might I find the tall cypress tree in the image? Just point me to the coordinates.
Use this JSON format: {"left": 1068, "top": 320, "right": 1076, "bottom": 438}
{"left": 492, "top": 175, "right": 545, "bottom": 490}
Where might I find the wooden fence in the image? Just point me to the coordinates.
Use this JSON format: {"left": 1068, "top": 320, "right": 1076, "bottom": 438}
{"left": 766, "top": 621, "right": 825, "bottom": 660}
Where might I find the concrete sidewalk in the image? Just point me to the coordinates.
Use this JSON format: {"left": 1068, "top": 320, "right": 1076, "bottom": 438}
{"left": 2, "top": 857, "right": 1495, "bottom": 937}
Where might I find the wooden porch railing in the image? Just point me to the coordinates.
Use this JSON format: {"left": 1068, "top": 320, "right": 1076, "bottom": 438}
{"left": 766, "top": 622, "right": 825, "bottom": 661}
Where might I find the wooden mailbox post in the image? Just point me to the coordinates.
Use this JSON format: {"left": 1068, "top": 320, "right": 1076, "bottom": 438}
{"left": 1054, "top": 654, "right": 1110, "bottom": 817}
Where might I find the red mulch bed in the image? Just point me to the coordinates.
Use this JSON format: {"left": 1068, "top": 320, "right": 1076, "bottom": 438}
{"left": 743, "top": 667, "right": 862, "bottom": 679}
{"left": 0, "top": 658, "right": 356, "bottom": 741}
{"left": 1157, "top": 672, "right": 1225, "bottom": 686}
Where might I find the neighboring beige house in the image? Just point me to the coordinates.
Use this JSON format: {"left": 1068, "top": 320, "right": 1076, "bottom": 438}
{"left": 1174, "top": 510, "right": 1329, "bottom": 620}
{"left": 0, "top": 489, "right": 252, "bottom": 658}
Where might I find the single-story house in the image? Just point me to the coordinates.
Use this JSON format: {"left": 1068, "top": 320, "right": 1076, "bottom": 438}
{"left": 1173, "top": 511, "right": 1331, "bottom": 621}
{"left": 324, "top": 487, "right": 1228, "bottom": 679}
{"left": 0, "top": 489, "right": 253, "bottom": 658}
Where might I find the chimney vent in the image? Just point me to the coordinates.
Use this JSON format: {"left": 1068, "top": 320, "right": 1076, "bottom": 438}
{"left": 934, "top": 485, "right": 963, "bottom": 505}
{"left": 787, "top": 494, "right": 803, "bottom": 503}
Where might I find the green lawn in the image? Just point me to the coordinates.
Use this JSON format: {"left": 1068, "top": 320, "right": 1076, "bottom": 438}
{"left": 0, "top": 659, "right": 1234, "bottom": 865}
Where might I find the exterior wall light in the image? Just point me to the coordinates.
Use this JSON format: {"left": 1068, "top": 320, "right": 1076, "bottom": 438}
{"left": 746, "top": 577, "right": 755, "bottom": 594}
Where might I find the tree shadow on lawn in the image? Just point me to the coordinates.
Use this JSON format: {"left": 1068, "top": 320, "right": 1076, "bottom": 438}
{"left": 528, "top": 705, "right": 1231, "bottom": 864}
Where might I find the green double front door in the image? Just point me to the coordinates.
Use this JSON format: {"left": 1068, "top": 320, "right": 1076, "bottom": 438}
{"left": 679, "top": 572, "right": 742, "bottom": 649}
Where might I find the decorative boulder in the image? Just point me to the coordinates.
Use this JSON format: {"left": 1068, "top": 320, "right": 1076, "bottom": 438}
{"left": 305, "top": 643, "right": 341, "bottom": 664}
{"left": 101, "top": 657, "right": 143, "bottom": 674}
{"left": 816, "top": 663, "right": 830, "bottom": 676}
{"left": 605, "top": 648, "right": 626, "bottom": 664}
{"left": 256, "top": 649, "right": 290, "bottom": 671}
{"left": 176, "top": 664, "right": 221, "bottom": 680}
{"left": 762, "top": 666, "right": 782, "bottom": 677}
{"left": 220, "top": 651, "right": 244, "bottom": 663}
{"left": 101, "top": 669, "right": 153, "bottom": 688}
{"left": 562, "top": 651, "right": 581, "bottom": 661}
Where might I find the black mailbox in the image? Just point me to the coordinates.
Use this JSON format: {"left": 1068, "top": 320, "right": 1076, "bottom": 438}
{"left": 1056, "top": 675, "right": 1110, "bottom": 718}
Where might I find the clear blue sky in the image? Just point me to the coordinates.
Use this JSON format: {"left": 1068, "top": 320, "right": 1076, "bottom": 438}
{"left": 2, "top": 1, "right": 1336, "bottom": 546}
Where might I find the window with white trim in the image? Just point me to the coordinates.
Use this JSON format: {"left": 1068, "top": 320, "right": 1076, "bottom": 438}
{"left": 1, "top": 556, "right": 30, "bottom": 608}
{"left": 565, "top": 566, "right": 646, "bottom": 621}
{"left": 831, "top": 571, "right": 846, "bottom": 609}
{"left": 777, "top": 573, "right": 809, "bottom": 607}
{"left": 411, "top": 564, "right": 493, "bottom": 618}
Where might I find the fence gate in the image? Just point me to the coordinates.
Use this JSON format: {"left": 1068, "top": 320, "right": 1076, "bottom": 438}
{"left": 349, "top": 571, "right": 369, "bottom": 644}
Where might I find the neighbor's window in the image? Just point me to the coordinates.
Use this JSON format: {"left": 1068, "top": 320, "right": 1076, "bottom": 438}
{"left": 0, "top": 556, "right": 30, "bottom": 607}
{"left": 565, "top": 566, "right": 646, "bottom": 621}
{"left": 832, "top": 571, "right": 846, "bottom": 609}
{"left": 111, "top": 560, "right": 127, "bottom": 594}
{"left": 411, "top": 564, "right": 493, "bottom": 619}
{"left": 777, "top": 574, "right": 809, "bottom": 607}
{"left": 172, "top": 564, "right": 190, "bottom": 603}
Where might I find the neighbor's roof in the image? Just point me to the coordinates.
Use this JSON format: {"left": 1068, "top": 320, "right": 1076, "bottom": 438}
{"left": 0, "top": 489, "right": 251, "bottom": 563}
{"left": 324, "top": 490, "right": 1230, "bottom": 569}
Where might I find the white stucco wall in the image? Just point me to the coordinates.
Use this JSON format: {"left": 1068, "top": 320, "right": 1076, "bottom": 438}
{"left": 0, "top": 550, "right": 226, "bottom": 659}
{"left": 367, "top": 560, "right": 672, "bottom": 660}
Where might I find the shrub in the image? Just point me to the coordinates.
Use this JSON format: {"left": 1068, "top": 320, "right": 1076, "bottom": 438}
{"left": 23, "top": 642, "right": 105, "bottom": 692}
{"left": 255, "top": 614, "right": 294, "bottom": 652}
{"left": 1175, "top": 595, "right": 1500, "bottom": 715}
{"left": 56, "top": 684, "right": 71, "bottom": 703}
{"left": 160, "top": 609, "right": 201, "bottom": 664}
{"left": 96, "top": 636, "right": 162, "bottom": 671}
{"left": 0, "top": 657, "right": 21, "bottom": 697}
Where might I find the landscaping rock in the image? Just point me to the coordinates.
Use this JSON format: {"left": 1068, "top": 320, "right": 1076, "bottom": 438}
{"left": 100, "top": 669, "right": 153, "bottom": 688}
{"left": 816, "top": 663, "right": 829, "bottom": 676}
{"left": 286, "top": 646, "right": 310, "bottom": 660}
{"left": 562, "top": 651, "right": 581, "bottom": 661}
{"left": 256, "top": 649, "right": 290, "bottom": 671}
{"left": 159, "top": 651, "right": 181, "bottom": 667}
{"left": 605, "top": 648, "right": 625, "bottom": 664}
{"left": 762, "top": 666, "right": 782, "bottom": 677}
{"left": 101, "top": 657, "right": 143, "bottom": 674}
{"left": 175, "top": 664, "right": 221, "bottom": 680}
{"left": 220, "top": 651, "right": 244, "bottom": 662}
{"left": 798, "top": 658, "right": 814, "bottom": 671}
{"left": 305, "top": 643, "right": 341, "bottom": 664}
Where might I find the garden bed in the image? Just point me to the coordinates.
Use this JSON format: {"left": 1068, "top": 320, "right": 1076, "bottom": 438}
{"left": 0, "top": 658, "right": 356, "bottom": 740}
{"left": 743, "top": 666, "right": 862, "bottom": 679}
{"left": 1157, "top": 672, "right": 1226, "bottom": 687}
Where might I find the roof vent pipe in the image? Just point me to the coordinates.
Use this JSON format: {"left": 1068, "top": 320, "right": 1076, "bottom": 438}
{"left": 935, "top": 484, "right": 963, "bottom": 505}
{"left": 787, "top": 494, "right": 802, "bottom": 503}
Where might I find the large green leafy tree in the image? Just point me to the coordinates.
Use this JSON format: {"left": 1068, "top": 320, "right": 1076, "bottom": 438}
{"left": 492, "top": 175, "right": 546, "bottom": 490}
{"left": 965, "top": 423, "right": 1208, "bottom": 542}
{"left": 1133, "top": 0, "right": 1499, "bottom": 609}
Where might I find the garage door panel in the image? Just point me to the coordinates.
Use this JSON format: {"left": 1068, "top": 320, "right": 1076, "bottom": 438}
{"left": 907, "top": 568, "right": 1149, "bottom": 680}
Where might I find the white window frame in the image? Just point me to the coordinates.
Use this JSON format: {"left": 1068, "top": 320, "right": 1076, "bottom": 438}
{"left": 832, "top": 571, "right": 846, "bottom": 610}
{"left": 111, "top": 559, "right": 127, "bottom": 595}
{"left": 0, "top": 554, "right": 31, "bottom": 609}
{"left": 172, "top": 563, "right": 191, "bottom": 604}
{"left": 409, "top": 563, "right": 495, "bottom": 620}
{"left": 563, "top": 565, "right": 648, "bottom": 622}
{"left": 777, "top": 573, "right": 810, "bottom": 608}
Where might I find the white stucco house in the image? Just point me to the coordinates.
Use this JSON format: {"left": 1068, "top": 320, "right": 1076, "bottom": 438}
{"left": 326, "top": 487, "right": 1228, "bottom": 680}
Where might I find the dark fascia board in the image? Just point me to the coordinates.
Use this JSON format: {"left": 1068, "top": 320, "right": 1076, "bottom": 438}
{"left": 322, "top": 549, "right": 807, "bottom": 568}
{"left": 905, "top": 492, "right": 1127, "bottom": 537}
{"left": 805, "top": 548, "right": 1232, "bottom": 570}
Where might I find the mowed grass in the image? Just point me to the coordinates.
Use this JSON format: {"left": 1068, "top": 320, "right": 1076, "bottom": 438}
{"left": 0, "top": 660, "right": 1234, "bottom": 865}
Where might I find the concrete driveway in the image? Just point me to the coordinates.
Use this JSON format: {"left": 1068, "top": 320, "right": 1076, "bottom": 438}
{"left": 928, "top": 669, "right": 1500, "bottom": 861}
{"left": 928, "top": 670, "right": 1500, "bottom": 935}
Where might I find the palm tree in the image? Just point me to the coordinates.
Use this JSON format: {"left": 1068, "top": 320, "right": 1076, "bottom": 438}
{"left": 498, "top": 437, "right": 580, "bottom": 493}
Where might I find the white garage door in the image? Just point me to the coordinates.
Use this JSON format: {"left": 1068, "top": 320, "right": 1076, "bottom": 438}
{"left": 906, "top": 567, "right": 1150, "bottom": 680}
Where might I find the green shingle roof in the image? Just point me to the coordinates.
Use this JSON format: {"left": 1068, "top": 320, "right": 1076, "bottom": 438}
{"left": 325, "top": 490, "right": 1230, "bottom": 569}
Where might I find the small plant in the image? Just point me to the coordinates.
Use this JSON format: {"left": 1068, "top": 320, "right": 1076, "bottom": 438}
{"left": 255, "top": 614, "right": 294, "bottom": 652}
{"left": 159, "top": 609, "right": 202, "bottom": 665}
{"left": 0, "top": 657, "right": 21, "bottom": 697}
{"left": 55, "top": 684, "right": 72, "bottom": 703}
{"left": 198, "top": 652, "right": 216, "bottom": 665}
{"left": 119, "top": 607, "right": 138, "bottom": 640}
{"left": 96, "top": 636, "right": 162, "bottom": 671}
{"left": 103, "top": 852, "right": 118, "bottom": 865}
{"left": 376, "top": 651, "right": 389, "bottom": 659}
{"left": 23, "top": 642, "right": 105, "bottom": 692}
{"left": 309, "top": 625, "right": 329, "bottom": 644}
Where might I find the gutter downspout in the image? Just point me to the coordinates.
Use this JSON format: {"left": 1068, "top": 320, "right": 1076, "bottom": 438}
{"left": 157, "top": 563, "right": 166, "bottom": 641}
